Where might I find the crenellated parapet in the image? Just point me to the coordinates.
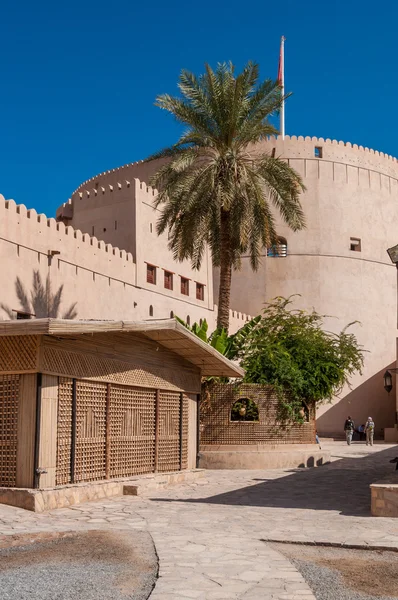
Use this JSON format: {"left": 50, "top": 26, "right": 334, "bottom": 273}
{"left": 0, "top": 195, "right": 135, "bottom": 282}
{"left": 258, "top": 135, "right": 398, "bottom": 179}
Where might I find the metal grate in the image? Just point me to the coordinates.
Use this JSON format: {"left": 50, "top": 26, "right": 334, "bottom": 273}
{"left": 0, "top": 375, "right": 19, "bottom": 486}
{"left": 109, "top": 384, "right": 156, "bottom": 477}
{"left": 201, "top": 383, "right": 315, "bottom": 445}
{"left": 56, "top": 378, "right": 73, "bottom": 485}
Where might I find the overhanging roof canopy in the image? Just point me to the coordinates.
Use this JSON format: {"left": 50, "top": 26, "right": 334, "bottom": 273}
{"left": 0, "top": 318, "right": 244, "bottom": 378}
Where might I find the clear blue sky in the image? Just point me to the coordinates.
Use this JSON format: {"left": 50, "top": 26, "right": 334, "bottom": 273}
{"left": 1, "top": 0, "right": 396, "bottom": 216}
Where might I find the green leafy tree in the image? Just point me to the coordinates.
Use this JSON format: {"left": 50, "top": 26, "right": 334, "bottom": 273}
{"left": 237, "top": 296, "right": 365, "bottom": 421}
{"left": 149, "top": 61, "right": 306, "bottom": 331}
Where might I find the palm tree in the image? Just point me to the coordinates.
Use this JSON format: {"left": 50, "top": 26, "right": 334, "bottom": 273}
{"left": 148, "top": 61, "right": 306, "bottom": 331}
{"left": 1, "top": 271, "right": 77, "bottom": 319}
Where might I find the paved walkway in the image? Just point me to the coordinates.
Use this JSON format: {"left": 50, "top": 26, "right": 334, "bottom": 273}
{"left": 1, "top": 442, "right": 398, "bottom": 599}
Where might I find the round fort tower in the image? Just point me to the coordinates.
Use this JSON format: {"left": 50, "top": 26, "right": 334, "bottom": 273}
{"left": 57, "top": 135, "right": 398, "bottom": 436}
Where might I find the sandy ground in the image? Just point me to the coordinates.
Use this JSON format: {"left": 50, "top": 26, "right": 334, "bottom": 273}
{"left": 0, "top": 530, "right": 157, "bottom": 600}
{"left": 271, "top": 542, "right": 398, "bottom": 600}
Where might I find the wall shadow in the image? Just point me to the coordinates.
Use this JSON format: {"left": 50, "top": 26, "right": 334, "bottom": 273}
{"left": 317, "top": 364, "right": 396, "bottom": 437}
{"left": 151, "top": 446, "right": 398, "bottom": 517}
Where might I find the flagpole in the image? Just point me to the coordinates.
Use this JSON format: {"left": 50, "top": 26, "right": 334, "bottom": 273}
{"left": 280, "top": 36, "right": 285, "bottom": 140}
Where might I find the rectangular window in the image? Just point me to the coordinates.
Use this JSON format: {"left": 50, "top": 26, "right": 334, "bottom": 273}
{"left": 350, "top": 237, "right": 361, "bottom": 252}
{"left": 181, "top": 277, "right": 189, "bottom": 296}
{"left": 146, "top": 264, "right": 157, "bottom": 284}
{"left": 164, "top": 270, "right": 173, "bottom": 290}
{"left": 16, "top": 311, "right": 33, "bottom": 320}
{"left": 196, "top": 283, "right": 204, "bottom": 301}
{"left": 314, "top": 146, "right": 323, "bottom": 158}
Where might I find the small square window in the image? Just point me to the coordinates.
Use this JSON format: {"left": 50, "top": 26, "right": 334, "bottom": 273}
{"left": 181, "top": 277, "right": 189, "bottom": 296}
{"left": 196, "top": 283, "right": 204, "bottom": 301}
{"left": 164, "top": 270, "right": 173, "bottom": 290}
{"left": 146, "top": 264, "right": 157, "bottom": 284}
{"left": 350, "top": 237, "right": 361, "bottom": 252}
{"left": 314, "top": 146, "right": 323, "bottom": 158}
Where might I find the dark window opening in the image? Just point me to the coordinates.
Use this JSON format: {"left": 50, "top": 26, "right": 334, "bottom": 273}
{"left": 146, "top": 264, "right": 157, "bottom": 284}
{"left": 164, "top": 271, "right": 173, "bottom": 290}
{"left": 181, "top": 277, "right": 189, "bottom": 296}
{"left": 196, "top": 282, "right": 204, "bottom": 301}
{"left": 314, "top": 146, "right": 323, "bottom": 158}
{"left": 92, "top": 226, "right": 95, "bottom": 236}
{"left": 149, "top": 305, "right": 154, "bottom": 317}
{"left": 271, "top": 148, "right": 276, "bottom": 158}
{"left": 186, "top": 315, "right": 191, "bottom": 326}
{"left": 231, "top": 398, "right": 259, "bottom": 422}
{"left": 170, "top": 311, "right": 174, "bottom": 318}
{"left": 16, "top": 311, "right": 33, "bottom": 320}
{"left": 150, "top": 223, "right": 153, "bottom": 233}
{"left": 103, "top": 228, "right": 107, "bottom": 232}
{"left": 350, "top": 237, "right": 361, "bottom": 252}
{"left": 267, "top": 236, "right": 287, "bottom": 257}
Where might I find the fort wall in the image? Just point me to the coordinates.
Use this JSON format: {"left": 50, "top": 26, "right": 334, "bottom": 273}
{"left": 0, "top": 195, "right": 247, "bottom": 332}
{"left": 218, "top": 136, "right": 398, "bottom": 435}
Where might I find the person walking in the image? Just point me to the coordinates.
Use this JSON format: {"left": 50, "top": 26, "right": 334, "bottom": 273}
{"left": 344, "top": 416, "right": 355, "bottom": 445}
{"left": 365, "top": 417, "right": 375, "bottom": 446}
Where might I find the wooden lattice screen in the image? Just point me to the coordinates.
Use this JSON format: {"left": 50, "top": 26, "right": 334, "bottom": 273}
{"left": 200, "top": 383, "right": 315, "bottom": 445}
{"left": 0, "top": 374, "right": 20, "bottom": 486}
{"left": 109, "top": 384, "right": 156, "bottom": 478}
{"left": 74, "top": 381, "right": 107, "bottom": 483}
{"left": 56, "top": 379, "right": 189, "bottom": 485}
{"left": 56, "top": 378, "right": 73, "bottom": 485}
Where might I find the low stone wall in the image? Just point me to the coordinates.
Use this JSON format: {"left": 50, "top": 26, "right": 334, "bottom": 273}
{"left": 384, "top": 426, "right": 398, "bottom": 443}
{"left": 199, "top": 444, "right": 330, "bottom": 470}
{"left": 371, "top": 473, "right": 398, "bottom": 517}
{"left": 201, "top": 383, "right": 316, "bottom": 446}
{"left": 0, "top": 469, "right": 205, "bottom": 513}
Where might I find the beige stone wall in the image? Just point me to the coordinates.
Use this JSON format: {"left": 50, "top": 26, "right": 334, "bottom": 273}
{"left": 215, "top": 136, "right": 398, "bottom": 435}
{"left": 0, "top": 195, "right": 247, "bottom": 333}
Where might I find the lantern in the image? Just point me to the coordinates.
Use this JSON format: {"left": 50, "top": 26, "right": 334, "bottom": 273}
{"left": 384, "top": 370, "right": 393, "bottom": 394}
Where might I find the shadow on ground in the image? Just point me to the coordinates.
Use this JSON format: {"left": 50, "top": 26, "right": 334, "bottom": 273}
{"left": 152, "top": 445, "right": 398, "bottom": 517}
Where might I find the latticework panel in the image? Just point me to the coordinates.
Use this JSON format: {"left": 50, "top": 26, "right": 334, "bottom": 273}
{"left": 74, "top": 380, "right": 107, "bottom": 482}
{"left": 0, "top": 374, "right": 19, "bottom": 486}
{"left": 42, "top": 346, "right": 199, "bottom": 393}
{"left": 56, "top": 378, "right": 73, "bottom": 485}
{"left": 0, "top": 336, "right": 37, "bottom": 372}
{"left": 157, "top": 391, "right": 181, "bottom": 472}
{"left": 109, "top": 385, "right": 156, "bottom": 477}
{"left": 201, "top": 383, "right": 316, "bottom": 445}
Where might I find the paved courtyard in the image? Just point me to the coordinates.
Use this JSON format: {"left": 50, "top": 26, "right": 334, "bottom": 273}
{"left": 1, "top": 442, "right": 398, "bottom": 599}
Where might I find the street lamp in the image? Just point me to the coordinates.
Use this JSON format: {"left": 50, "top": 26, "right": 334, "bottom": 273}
{"left": 384, "top": 370, "right": 393, "bottom": 394}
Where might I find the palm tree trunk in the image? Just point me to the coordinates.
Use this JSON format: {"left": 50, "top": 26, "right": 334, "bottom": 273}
{"left": 217, "top": 211, "right": 232, "bottom": 332}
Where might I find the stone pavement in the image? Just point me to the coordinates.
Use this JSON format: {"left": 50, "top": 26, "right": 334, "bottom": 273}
{"left": 1, "top": 441, "right": 398, "bottom": 599}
